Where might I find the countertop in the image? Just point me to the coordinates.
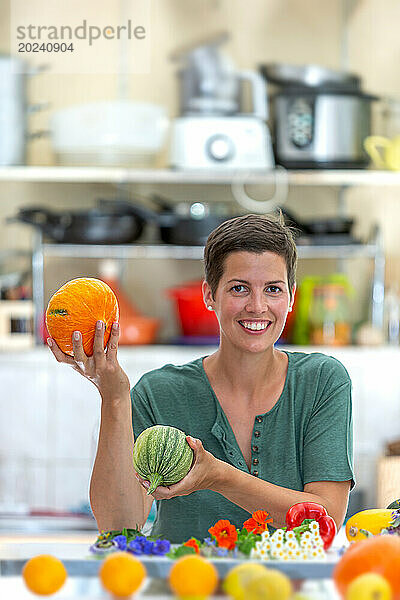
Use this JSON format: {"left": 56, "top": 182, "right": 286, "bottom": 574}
{"left": 0, "top": 530, "right": 348, "bottom": 598}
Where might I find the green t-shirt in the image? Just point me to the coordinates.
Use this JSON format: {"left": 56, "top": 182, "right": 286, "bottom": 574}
{"left": 131, "top": 351, "right": 354, "bottom": 543}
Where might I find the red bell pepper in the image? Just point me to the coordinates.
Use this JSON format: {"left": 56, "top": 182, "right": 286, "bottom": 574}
{"left": 285, "top": 502, "right": 337, "bottom": 550}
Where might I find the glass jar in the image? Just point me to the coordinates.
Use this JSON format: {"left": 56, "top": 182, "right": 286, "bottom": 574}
{"left": 309, "top": 283, "right": 351, "bottom": 346}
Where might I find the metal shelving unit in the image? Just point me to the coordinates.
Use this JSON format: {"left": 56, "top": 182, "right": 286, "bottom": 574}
{"left": 32, "top": 227, "right": 385, "bottom": 344}
{"left": 1, "top": 165, "right": 400, "bottom": 186}
{"left": 0, "top": 165, "right": 387, "bottom": 344}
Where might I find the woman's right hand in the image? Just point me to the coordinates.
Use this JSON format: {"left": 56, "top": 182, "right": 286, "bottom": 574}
{"left": 47, "top": 320, "right": 131, "bottom": 402}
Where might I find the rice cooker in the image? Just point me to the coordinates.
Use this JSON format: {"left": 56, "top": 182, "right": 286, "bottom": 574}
{"left": 260, "top": 63, "right": 379, "bottom": 169}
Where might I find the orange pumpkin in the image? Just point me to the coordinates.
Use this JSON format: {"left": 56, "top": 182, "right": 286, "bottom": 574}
{"left": 46, "top": 278, "right": 119, "bottom": 356}
{"left": 333, "top": 535, "right": 400, "bottom": 599}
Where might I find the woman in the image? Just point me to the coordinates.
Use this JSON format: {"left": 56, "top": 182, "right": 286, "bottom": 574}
{"left": 48, "top": 213, "right": 354, "bottom": 543}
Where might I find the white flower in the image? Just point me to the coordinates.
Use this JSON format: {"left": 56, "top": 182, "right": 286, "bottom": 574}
{"left": 301, "top": 531, "right": 312, "bottom": 541}
{"left": 310, "top": 521, "right": 320, "bottom": 532}
{"left": 285, "top": 540, "right": 298, "bottom": 551}
{"left": 271, "top": 540, "right": 284, "bottom": 551}
{"left": 250, "top": 548, "right": 261, "bottom": 559}
{"left": 263, "top": 541, "right": 271, "bottom": 552}
{"left": 255, "top": 540, "right": 264, "bottom": 551}
{"left": 300, "top": 538, "right": 312, "bottom": 549}
{"left": 261, "top": 530, "right": 270, "bottom": 541}
{"left": 285, "top": 530, "right": 296, "bottom": 541}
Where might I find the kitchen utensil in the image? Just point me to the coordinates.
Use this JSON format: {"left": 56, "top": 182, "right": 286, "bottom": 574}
{"left": 260, "top": 63, "right": 378, "bottom": 169}
{"left": 167, "top": 281, "right": 219, "bottom": 337}
{"left": 98, "top": 259, "right": 160, "bottom": 345}
{"left": 8, "top": 203, "right": 147, "bottom": 244}
{"left": 280, "top": 208, "right": 354, "bottom": 236}
{"left": 170, "top": 34, "right": 273, "bottom": 170}
{"left": 173, "top": 32, "right": 267, "bottom": 118}
{"left": 118, "top": 314, "right": 159, "bottom": 345}
{"left": 0, "top": 55, "right": 47, "bottom": 165}
{"left": 364, "top": 135, "right": 400, "bottom": 170}
{"left": 308, "top": 283, "right": 352, "bottom": 346}
{"left": 50, "top": 101, "right": 169, "bottom": 167}
{"left": 291, "top": 274, "right": 353, "bottom": 346}
{"left": 111, "top": 196, "right": 236, "bottom": 246}
{"left": 170, "top": 116, "right": 274, "bottom": 170}
{"left": 0, "top": 300, "right": 34, "bottom": 350}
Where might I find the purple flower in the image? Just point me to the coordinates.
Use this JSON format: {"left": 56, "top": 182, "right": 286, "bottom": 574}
{"left": 216, "top": 547, "right": 229, "bottom": 557}
{"left": 113, "top": 535, "right": 127, "bottom": 551}
{"left": 128, "top": 536, "right": 154, "bottom": 555}
{"left": 152, "top": 539, "right": 171, "bottom": 556}
{"left": 203, "top": 537, "right": 216, "bottom": 547}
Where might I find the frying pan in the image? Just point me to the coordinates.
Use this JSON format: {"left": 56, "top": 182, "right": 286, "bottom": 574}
{"left": 8, "top": 203, "right": 147, "bottom": 244}
{"left": 280, "top": 208, "right": 354, "bottom": 236}
{"left": 110, "top": 196, "right": 236, "bottom": 246}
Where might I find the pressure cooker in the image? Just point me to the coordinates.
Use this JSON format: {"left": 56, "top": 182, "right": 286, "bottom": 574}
{"left": 260, "top": 63, "right": 379, "bottom": 169}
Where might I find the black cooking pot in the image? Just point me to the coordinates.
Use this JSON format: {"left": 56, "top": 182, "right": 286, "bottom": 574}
{"left": 8, "top": 203, "right": 147, "bottom": 244}
{"left": 113, "top": 196, "right": 236, "bottom": 246}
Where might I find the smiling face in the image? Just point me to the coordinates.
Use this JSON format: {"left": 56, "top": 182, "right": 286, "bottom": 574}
{"left": 203, "top": 251, "right": 295, "bottom": 354}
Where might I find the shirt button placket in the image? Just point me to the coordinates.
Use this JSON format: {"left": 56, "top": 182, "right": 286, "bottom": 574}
{"left": 252, "top": 415, "right": 263, "bottom": 476}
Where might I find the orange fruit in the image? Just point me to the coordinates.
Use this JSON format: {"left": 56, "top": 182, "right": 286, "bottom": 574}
{"left": 22, "top": 554, "right": 67, "bottom": 595}
{"left": 168, "top": 554, "right": 219, "bottom": 599}
{"left": 99, "top": 552, "right": 146, "bottom": 597}
{"left": 46, "top": 277, "right": 119, "bottom": 356}
{"left": 333, "top": 536, "right": 400, "bottom": 599}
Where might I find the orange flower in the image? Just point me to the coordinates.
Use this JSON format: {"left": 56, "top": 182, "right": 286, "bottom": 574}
{"left": 183, "top": 538, "right": 200, "bottom": 554}
{"left": 243, "top": 510, "right": 273, "bottom": 535}
{"left": 208, "top": 519, "right": 238, "bottom": 550}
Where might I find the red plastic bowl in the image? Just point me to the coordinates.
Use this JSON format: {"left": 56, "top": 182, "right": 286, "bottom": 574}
{"left": 167, "top": 281, "right": 219, "bottom": 336}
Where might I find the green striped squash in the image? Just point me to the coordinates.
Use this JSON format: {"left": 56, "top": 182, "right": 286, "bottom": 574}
{"left": 132, "top": 425, "right": 194, "bottom": 495}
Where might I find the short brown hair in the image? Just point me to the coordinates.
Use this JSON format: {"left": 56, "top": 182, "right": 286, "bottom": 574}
{"left": 204, "top": 213, "right": 297, "bottom": 299}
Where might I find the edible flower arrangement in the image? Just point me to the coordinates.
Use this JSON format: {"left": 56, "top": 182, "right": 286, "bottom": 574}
{"left": 90, "top": 528, "right": 171, "bottom": 557}
{"left": 90, "top": 502, "right": 336, "bottom": 563}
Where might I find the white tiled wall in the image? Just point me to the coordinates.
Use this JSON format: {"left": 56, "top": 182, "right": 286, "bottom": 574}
{"left": 0, "top": 345, "right": 398, "bottom": 512}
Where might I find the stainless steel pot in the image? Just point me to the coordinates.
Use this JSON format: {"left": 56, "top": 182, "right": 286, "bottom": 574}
{"left": 0, "top": 55, "right": 47, "bottom": 165}
{"left": 260, "top": 63, "right": 378, "bottom": 169}
{"left": 273, "top": 90, "right": 377, "bottom": 168}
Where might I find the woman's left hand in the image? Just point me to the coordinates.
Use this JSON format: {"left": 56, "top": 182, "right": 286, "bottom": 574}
{"left": 134, "top": 436, "right": 221, "bottom": 500}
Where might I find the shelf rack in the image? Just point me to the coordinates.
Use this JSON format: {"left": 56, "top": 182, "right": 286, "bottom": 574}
{"left": 32, "top": 229, "right": 385, "bottom": 344}
{"left": 1, "top": 166, "right": 400, "bottom": 186}
{"left": 0, "top": 165, "right": 386, "bottom": 343}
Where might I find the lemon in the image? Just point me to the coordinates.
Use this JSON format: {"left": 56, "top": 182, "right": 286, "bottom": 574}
{"left": 346, "top": 573, "right": 392, "bottom": 600}
{"left": 99, "top": 551, "right": 146, "bottom": 598}
{"left": 245, "top": 568, "right": 292, "bottom": 600}
{"left": 223, "top": 563, "right": 268, "bottom": 600}
{"left": 22, "top": 554, "right": 67, "bottom": 596}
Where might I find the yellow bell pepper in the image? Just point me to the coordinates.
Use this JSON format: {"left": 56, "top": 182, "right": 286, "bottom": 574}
{"left": 345, "top": 509, "right": 394, "bottom": 542}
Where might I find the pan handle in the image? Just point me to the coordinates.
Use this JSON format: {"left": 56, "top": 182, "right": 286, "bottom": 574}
{"left": 231, "top": 166, "right": 289, "bottom": 214}
{"left": 7, "top": 207, "right": 66, "bottom": 240}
